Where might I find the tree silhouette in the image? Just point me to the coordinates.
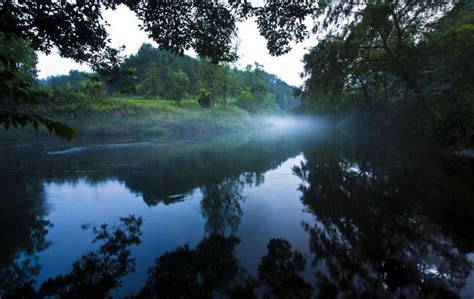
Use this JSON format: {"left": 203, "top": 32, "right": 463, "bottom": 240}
{"left": 200, "top": 178, "right": 245, "bottom": 236}
{"left": 293, "top": 132, "right": 474, "bottom": 298}
{"left": 2, "top": 215, "right": 143, "bottom": 299}
{"left": 136, "top": 234, "right": 247, "bottom": 299}
{"left": 258, "top": 238, "right": 312, "bottom": 299}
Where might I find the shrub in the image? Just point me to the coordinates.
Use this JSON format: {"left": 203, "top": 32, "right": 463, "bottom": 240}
{"left": 198, "top": 89, "right": 212, "bottom": 108}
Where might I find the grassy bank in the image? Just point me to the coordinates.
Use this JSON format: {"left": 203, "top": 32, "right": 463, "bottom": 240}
{"left": 0, "top": 96, "right": 254, "bottom": 141}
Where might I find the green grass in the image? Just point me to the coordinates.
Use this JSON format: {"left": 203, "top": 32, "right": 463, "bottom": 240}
{"left": 0, "top": 96, "right": 255, "bottom": 141}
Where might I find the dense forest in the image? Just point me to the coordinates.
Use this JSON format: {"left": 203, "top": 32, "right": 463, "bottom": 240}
{"left": 0, "top": 0, "right": 472, "bottom": 147}
{"left": 0, "top": 41, "right": 296, "bottom": 139}
{"left": 40, "top": 43, "right": 296, "bottom": 112}
{"left": 296, "top": 1, "right": 473, "bottom": 147}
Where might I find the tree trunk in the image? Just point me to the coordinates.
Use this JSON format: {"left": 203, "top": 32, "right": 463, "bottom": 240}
{"left": 223, "top": 88, "right": 227, "bottom": 109}
{"left": 211, "top": 85, "right": 215, "bottom": 110}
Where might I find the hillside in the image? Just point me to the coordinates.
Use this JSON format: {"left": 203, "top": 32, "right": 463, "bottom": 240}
{"left": 0, "top": 44, "right": 300, "bottom": 141}
{"left": 40, "top": 43, "right": 297, "bottom": 113}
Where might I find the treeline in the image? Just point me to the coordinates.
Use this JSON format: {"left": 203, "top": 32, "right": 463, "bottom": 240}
{"left": 297, "top": 1, "right": 473, "bottom": 147}
{"left": 39, "top": 43, "right": 296, "bottom": 113}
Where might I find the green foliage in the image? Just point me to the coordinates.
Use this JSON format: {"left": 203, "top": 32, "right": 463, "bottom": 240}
{"left": 0, "top": 34, "right": 76, "bottom": 140}
{"left": 0, "top": 96, "right": 252, "bottom": 140}
{"left": 140, "top": 63, "right": 162, "bottom": 98}
{"left": 0, "top": 34, "right": 38, "bottom": 109}
{"left": 42, "top": 43, "right": 295, "bottom": 114}
{"left": 2, "top": 0, "right": 312, "bottom": 140}
{"left": 114, "top": 67, "right": 138, "bottom": 96}
{"left": 3, "top": 0, "right": 463, "bottom": 143}
{"left": 234, "top": 64, "right": 279, "bottom": 113}
{"left": 2, "top": 40, "right": 294, "bottom": 140}
{"left": 0, "top": 2, "right": 247, "bottom": 139}
{"left": 235, "top": 88, "right": 257, "bottom": 112}
{"left": 38, "top": 70, "right": 89, "bottom": 89}
{"left": 299, "top": 1, "right": 474, "bottom": 146}
{"left": 198, "top": 88, "right": 212, "bottom": 108}
{"left": 79, "top": 78, "right": 104, "bottom": 100}
{"left": 169, "top": 70, "right": 189, "bottom": 105}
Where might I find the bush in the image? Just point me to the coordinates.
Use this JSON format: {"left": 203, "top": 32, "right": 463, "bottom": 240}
{"left": 79, "top": 78, "right": 105, "bottom": 99}
{"left": 198, "top": 89, "right": 212, "bottom": 108}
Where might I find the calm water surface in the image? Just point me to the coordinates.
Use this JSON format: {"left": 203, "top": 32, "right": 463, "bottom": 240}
{"left": 1, "top": 118, "right": 473, "bottom": 298}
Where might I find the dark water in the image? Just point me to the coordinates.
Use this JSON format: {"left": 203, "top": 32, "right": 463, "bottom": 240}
{"left": 1, "top": 118, "right": 473, "bottom": 298}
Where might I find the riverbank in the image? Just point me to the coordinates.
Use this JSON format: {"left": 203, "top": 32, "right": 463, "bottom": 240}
{"left": 0, "top": 97, "right": 255, "bottom": 142}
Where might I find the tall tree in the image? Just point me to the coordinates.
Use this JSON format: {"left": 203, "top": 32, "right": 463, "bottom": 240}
{"left": 169, "top": 70, "right": 189, "bottom": 105}
{"left": 2, "top": 0, "right": 458, "bottom": 139}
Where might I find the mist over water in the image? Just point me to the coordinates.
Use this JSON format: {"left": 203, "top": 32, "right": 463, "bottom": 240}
{"left": 39, "top": 115, "right": 331, "bottom": 156}
{"left": 262, "top": 115, "right": 329, "bottom": 134}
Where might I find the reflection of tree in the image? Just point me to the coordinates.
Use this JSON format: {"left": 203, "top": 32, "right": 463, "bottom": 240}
{"left": 200, "top": 178, "right": 244, "bottom": 236}
{"left": 137, "top": 173, "right": 253, "bottom": 297}
{"left": 136, "top": 234, "right": 251, "bottom": 298}
{"left": 0, "top": 218, "right": 52, "bottom": 297}
{"left": 293, "top": 133, "right": 474, "bottom": 298}
{"left": 243, "top": 171, "right": 265, "bottom": 187}
{"left": 0, "top": 130, "right": 304, "bottom": 297}
{"left": 112, "top": 137, "right": 298, "bottom": 207}
{"left": 137, "top": 236, "right": 315, "bottom": 298}
{"left": 0, "top": 177, "right": 52, "bottom": 297}
{"left": 3, "top": 215, "right": 142, "bottom": 298}
{"left": 258, "top": 238, "right": 312, "bottom": 298}
{"left": 2, "top": 134, "right": 301, "bottom": 207}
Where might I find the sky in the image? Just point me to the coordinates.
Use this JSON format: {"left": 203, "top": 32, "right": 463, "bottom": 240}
{"left": 36, "top": 5, "right": 317, "bottom": 87}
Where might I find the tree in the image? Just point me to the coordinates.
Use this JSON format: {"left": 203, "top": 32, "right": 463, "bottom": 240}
{"left": 109, "top": 67, "right": 138, "bottom": 96}
{"left": 3, "top": 0, "right": 460, "bottom": 139}
{"left": 300, "top": 1, "right": 473, "bottom": 144}
{"left": 0, "top": 1, "right": 247, "bottom": 137}
{"left": 79, "top": 78, "right": 105, "bottom": 100}
{"left": 40, "top": 70, "right": 90, "bottom": 90}
{"left": 0, "top": 0, "right": 121, "bottom": 138}
{"left": 198, "top": 88, "right": 212, "bottom": 108}
{"left": 214, "top": 64, "right": 232, "bottom": 109}
{"left": 3, "top": 1, "right": 312, "bottom": 137}
{"left": 140, "top": 63, "right": 163, "bottom": 98}
{"left": 0, "top": 34, "right": 76, "bottom": 139}
{"left": 236, "top": 88, "right": 257, "bottom": 112}
{"left": 169, "top": 70, "right": 189, "bottom": 105}
{"left": 200, "top": 59, "right": 220, "bottom": 110}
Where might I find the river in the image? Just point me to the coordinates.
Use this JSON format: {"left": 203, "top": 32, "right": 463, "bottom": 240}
{"left": 1, "top": 117, "right": 473, "bottom": 298}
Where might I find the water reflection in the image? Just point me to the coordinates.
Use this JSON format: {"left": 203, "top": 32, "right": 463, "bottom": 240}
{"left": 0, "top": 176, "right": 51, "bottom": 296}
{"left": 3, "top": 215, "right": 142, "bottom": 298}
{"left": 0, "top": 127, "right": 473, "bottom": 298}
{"left": 294, "top": 133, "right": 474, "bottom": 298}
{"left": 201, "top": 178, "right": 245, "bottom": 236}
{"left": 258, "top": 238, "right": 312, "bottom": 298}
{"left": 137, "top": 234, "right": 247, "bottom": 298}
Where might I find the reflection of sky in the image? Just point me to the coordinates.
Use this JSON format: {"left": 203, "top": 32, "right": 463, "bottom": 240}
{"left": 235, "top": 154, "right": 314, "bottom": 275}
{"left": 39, "top": 180, "right": 206, "bottom": 297}
{"left": 34, "top": 153, "right": 315, "bottom": 297}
